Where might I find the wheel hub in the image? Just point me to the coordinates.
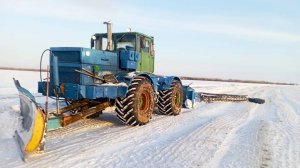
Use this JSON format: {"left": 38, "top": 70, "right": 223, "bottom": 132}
{"left": 139, "top": 91, "right": 150, "bottom": 111}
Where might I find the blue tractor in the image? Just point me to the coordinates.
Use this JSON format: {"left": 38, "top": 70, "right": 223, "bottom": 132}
{"left": 13, "top": 22, "right": 196, "bottom": 160}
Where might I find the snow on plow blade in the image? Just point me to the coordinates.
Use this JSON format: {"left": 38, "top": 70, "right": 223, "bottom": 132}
{"left": 13, "top": 79, "right": 46, "bottom": 161}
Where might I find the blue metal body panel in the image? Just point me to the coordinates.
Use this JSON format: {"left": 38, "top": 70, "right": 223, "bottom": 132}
{"left": 38, "top": 82, "right": 127, "bottom": 100}
{"left": 182, "top": 86, "right": 196, "bottom": 107}
{"left": 66, "top": 83, "right": 128, "bottom": 100}
{"left": 157, "top": 76, "right": 181, "bottom": 91}
{"left": 115, "top": 72, "right": 159, "bottom": 92}
{"left": 119, "top": 50, "right": 140, "bottom": 70}
{"left": 134, "top": 73, "right": 159, "bottom": 92}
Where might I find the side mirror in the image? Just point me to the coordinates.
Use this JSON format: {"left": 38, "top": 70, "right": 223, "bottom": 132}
{"left": 91, "top": 35, "right": 96, "bottom": 49}
{"left": 90, "top": 38, "right": 94, "bottom": 49}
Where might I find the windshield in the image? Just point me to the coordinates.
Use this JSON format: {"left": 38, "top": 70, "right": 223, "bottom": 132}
{"left": 114, "top": 34, "right": 135, "bottom": 50}
{"left": 93, "top": 34, "right": 136, "bottom": 51}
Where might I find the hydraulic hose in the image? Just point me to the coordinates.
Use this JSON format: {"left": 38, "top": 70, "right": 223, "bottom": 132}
{"left": 40, "top": 49, "right": 50, "bottom": 83}
{"left": 39, "top": 49, "right": 65, "bottom": 101}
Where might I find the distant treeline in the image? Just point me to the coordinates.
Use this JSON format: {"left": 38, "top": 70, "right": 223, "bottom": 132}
{"left": 0, "top": 67, "right": 296, "bottom": 86}
{"left": 180, "top": 76, "right": 296, "bottom": 86}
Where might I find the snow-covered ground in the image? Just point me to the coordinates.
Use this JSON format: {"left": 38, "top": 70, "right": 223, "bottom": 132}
{"left": 0, "top": 70, "right": 299, "bottom": 168}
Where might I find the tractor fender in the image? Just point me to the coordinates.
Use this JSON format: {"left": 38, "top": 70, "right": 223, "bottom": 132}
{"left": 131, "top": 73, "right": 159, "bottom": 92}
{"left": 157, "top": 76, "right": 182, "bottom": 91}
{"left": 119, "top": 73, "right": 182, "bottom": 93}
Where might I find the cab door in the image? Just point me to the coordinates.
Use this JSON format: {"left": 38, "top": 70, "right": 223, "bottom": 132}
{"left": 137, "top": 35, "right": 154, "bottom": 73}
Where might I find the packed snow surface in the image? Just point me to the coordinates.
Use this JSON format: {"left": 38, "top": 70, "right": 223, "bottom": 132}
{"left": 0, "top": 70, "right": 300, "bottom": 168}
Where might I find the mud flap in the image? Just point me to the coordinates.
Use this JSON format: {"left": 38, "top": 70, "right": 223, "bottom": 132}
{"left": 13, "top": 79, "right": 47, "bottom": 161}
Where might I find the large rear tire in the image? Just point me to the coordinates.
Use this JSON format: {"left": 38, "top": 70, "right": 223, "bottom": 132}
{"left": 115, "top": 76, "right": 155, "bottom": 126}
{"left": 158, "top": 80, "right": 183, "bottom": 115}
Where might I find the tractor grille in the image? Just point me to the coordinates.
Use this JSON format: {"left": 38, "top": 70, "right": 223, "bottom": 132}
{"left": 52, "top": 51, "right": 81, "bottom": 63}
{"left": 50, "top": 50, "right": 82, "bottom": 84}
{"left": 50, "top": 66, "right": 81, "bottom": 84}
{"left": 58, "top": 66, "right": 80, "bottom": 84}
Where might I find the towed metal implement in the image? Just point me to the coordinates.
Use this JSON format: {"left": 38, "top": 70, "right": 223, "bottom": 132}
{"left": 198, "top": 92, "right": 265, "bottom": 104}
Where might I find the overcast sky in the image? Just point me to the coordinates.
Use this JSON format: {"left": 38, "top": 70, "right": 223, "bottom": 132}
{"left": 0, "top": 0, "right": 299, "bottom": 83}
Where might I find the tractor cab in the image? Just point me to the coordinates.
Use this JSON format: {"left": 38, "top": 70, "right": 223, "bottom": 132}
{"left": 91, "top": 32, "right": 154, "bottom": 54}
{"left": 91, "top": 31, "right": 155, "bottom": 73}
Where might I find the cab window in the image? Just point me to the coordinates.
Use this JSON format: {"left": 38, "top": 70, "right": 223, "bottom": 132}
{"left": 140, "top": 37, "right": 150, "bottom": 53}
{"left": 115, "top": 34, "right": 135, "bottom": 50}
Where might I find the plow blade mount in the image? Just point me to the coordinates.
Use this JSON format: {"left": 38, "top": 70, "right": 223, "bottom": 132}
{"left": 13, "top": 79, "right": 46, "bottom": 161}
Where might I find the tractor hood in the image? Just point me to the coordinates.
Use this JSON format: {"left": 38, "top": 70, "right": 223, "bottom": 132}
{"left": 49, "top": 47, "right": 119, "bottom": 86}
{"left": 50, "top": 47, "right": 117, "bottom": 66}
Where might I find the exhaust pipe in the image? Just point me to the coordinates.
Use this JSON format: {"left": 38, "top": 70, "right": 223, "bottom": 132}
{"left": 103, "top": 21, "right": 113, "bottom": 51}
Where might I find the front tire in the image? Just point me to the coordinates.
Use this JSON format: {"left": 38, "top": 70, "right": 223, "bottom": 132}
{"left": 115, "top": 76, "right": 155, "bottom": 126}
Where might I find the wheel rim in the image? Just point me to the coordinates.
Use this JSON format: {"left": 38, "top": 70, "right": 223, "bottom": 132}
{"left": 171, "top": 82, "right": 182, "bottom": 115}
{"left": 174, "top": 91, "right": 181, "bottom": 107}
{"left": 138, "top": 91, "right": 150, "bottom": 111}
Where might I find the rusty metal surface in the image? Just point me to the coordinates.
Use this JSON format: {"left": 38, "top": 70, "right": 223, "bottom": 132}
{"left": 61, "top": 102, "right": 111, "bottom": 127}
{"left": 50, "top": 99, "right": 89, "bottom": 115}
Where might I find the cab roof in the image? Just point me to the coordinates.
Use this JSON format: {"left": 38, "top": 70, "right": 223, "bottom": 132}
{"left": 95, "top": 32, "right": 154, "bottom": 40}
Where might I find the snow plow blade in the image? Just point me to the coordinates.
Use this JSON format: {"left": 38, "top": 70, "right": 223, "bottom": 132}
{"left": 13, "top": 79, "right": 46, "bottom": 161}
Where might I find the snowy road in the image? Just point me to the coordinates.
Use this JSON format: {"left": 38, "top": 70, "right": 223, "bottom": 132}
{"left": 0, "top": 71, "right": 299, "bottom": 168}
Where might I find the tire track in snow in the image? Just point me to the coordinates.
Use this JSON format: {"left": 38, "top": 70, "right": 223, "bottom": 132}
{"left": 270, "top": 89, "right": 300, "bottom": 167}
{"left": 98, "top": 103, "right": 252, "bottom": 168}
{"left": 106, "top": 97, "right": 260, "bottom": 167}
{"left": 200, "top": 86, "right": 268, "bottom": 168}
{"left": 256, "top": 87, "right": 300, "bottom": 168}
{"left": 162, "top": 104, "right": 253, "bottom": 168}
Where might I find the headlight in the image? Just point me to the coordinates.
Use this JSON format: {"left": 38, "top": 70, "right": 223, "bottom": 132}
{"left": 85, "top": 51, "right": 91, "bottom": 56}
